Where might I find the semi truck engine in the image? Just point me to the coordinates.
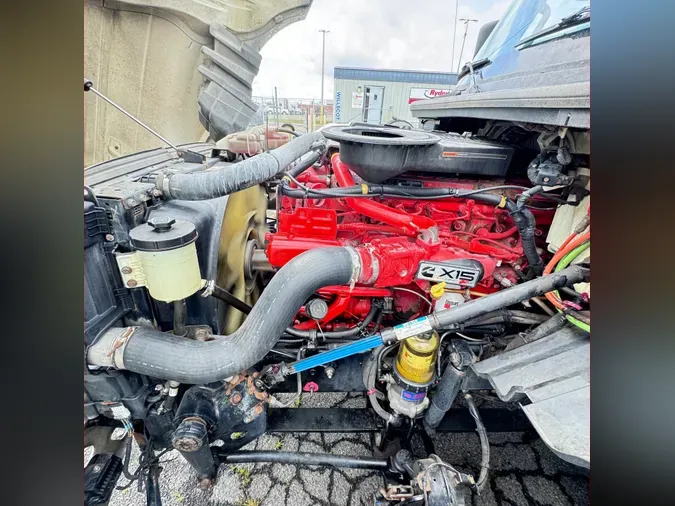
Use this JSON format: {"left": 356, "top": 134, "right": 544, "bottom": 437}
{"left": 84, "top": 123, "right": 590, "bottom": 505}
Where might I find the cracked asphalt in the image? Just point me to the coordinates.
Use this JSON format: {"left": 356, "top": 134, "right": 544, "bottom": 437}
{"left": 86, "top": 392, "right": 589, "bottom": 506}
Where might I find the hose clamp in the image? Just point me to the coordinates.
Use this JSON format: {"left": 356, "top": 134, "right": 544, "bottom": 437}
{"left": 348, "top": 246, "right": 379, "bottom": 285}
{"left": 418, "top": 226, "right": 439, "bottom": 245}
{"left": 200, "top": 279, "right": 215, "bottom": 298}
{"left": 154, "top": 171, "right": 172, "bottom": 198}
{"left": 310, "top": 139, "right": 327, "bottom": 154}
{"left": 367, "top": 252, "right": 380, "bottom": 284}
{"left": 343, "top": 247, "right": 364, "bottom": 287}
{"left": 93, "top": 326, "right": 135, "bottom": 369}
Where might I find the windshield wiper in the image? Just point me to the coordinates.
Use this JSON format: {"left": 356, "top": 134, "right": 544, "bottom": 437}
{"left": 457, "top": 57, "right": 491, "bottom": 80}
{"left": 560, "top": 5, "right": 591, "bottom": 25}
{"left": 515, "top": 5, "right": 590, "bottom": 49}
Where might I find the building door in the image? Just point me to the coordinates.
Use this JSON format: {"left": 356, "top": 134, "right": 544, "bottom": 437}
{"left": 363, "top": 86, "right": 384, "bottom": 124}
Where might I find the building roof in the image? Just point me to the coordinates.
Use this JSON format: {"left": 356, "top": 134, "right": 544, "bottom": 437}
{"left": 334, "top": 66, "right": 458, "bottom": 85}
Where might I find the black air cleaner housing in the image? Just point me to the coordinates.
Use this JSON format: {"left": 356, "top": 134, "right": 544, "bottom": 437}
{"left": 322, "top": 125, "right": 513, "bottom": 183}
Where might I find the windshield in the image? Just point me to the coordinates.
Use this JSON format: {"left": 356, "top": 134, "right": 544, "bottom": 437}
{"left": 473, "top": 0, "right": 590, "bottom": 63}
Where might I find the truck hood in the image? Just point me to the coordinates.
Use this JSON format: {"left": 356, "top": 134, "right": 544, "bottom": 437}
{"left": 84, "top": 0, "right": 313, "bottom": 167}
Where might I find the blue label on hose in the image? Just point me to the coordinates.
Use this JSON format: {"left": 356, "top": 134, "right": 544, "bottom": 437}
{"left": 401, "top": 390, "right": 426, "bottom": 402}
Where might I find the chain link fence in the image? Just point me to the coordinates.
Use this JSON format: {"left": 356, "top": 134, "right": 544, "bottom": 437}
{"left": 251, "top": 96, "right": 335, "bottom": 132}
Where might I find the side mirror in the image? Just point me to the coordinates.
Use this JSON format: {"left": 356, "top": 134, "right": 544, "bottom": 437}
{"left": 474, "top": 19, "right": 499, "bottom": 57}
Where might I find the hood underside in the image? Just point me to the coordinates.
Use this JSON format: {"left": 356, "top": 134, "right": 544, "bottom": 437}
{"left": 84, "top": 0, "right": 313, "bottom": 167}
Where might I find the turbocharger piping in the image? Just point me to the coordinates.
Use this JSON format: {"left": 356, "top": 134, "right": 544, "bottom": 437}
{"left": 87, "top": 247, "right": 362, "bottom": 384}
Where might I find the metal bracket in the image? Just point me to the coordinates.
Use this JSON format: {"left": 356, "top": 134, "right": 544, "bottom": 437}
{"left": 179, "top": 149, "right": 207, "bottom": 164}
{"left": 532, "top": 161, "right": 574, "bottom": 186}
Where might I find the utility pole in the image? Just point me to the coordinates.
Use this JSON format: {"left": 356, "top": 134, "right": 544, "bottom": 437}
{"left": 274, "top": 86, "right": 279, "bottom": 127}
{"left": 451, "top": 0, "right": 459, "bottom": 71}
{"left": 456, "top": 18, "right": 478, "bottom": 73}
{"left": 319, "top": 29, "right": 330, "bottom": 126}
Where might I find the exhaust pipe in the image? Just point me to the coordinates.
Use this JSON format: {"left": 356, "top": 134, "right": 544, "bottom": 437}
{"left": 88, "top": 247, "right": 363, "bottom": 384}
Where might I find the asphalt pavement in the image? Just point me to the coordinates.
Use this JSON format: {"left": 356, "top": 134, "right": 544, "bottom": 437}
{"left": 86, "top": 392, "right": 588, "bottom": 506}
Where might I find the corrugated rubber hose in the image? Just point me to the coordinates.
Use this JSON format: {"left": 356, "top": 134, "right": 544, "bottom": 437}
{"left": 88, "top": 247, "right": 359, "bottom": 384}
{"left": 160, "top": 131, "right": 325, "bottom": 200}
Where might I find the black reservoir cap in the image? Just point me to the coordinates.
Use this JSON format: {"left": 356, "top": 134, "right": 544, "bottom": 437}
{"left": 129, "top": 217, "right": 198, "bottom": 251}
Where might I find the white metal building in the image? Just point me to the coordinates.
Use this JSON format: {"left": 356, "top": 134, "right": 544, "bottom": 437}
{"left": 333, "top": 67, "right": 458, "bottom": 126}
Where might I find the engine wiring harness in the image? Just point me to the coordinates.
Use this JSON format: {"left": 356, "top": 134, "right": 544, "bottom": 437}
{"left": 543, "top": 213, "right": 591, "bottom": 332}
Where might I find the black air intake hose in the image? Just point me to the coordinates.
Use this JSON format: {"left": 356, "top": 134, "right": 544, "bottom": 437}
{"left": 88, "top": 247, "right": 360, "bottom": 384}
{"left": 286, "top": 149, "right": 322, "bottom": 178}
{"left": 159, "top": 132, "right": 325, "bottom": 200}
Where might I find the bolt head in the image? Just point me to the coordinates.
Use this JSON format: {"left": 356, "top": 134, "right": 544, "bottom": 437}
{"left": 543, "top": 176, "right": 550, "bottom": 182}
{"left": 325, "top": 366, "right": 335, "bottom": 379}
{"left": 127, "top": 279, "right": 138, "bottom": 288}
{"left": 231, "top": 393, "right": 242, "bottom": 405}
{"left": 121, "top": 266, "right": 132, "bottom": 275}
{"left": 105, "top": 234, "right": 115, "bottom": 242}
{"left": 92, "top": 464, "right": 102, "bottom": 473}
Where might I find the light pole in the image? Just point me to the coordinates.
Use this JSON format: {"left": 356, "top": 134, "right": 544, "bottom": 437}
{"left": 319, "top": 29, "right": 330, "bottom": 126}
{"left": 451, "top": 0, "right": 459, "bottom": 71}
{"left": 456, "top": 18, "right": 478, "bottom": 73}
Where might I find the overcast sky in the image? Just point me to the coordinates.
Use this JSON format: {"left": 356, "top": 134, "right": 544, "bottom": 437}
{"left": 252, "top": 0, "right": 511, "bottom": 100}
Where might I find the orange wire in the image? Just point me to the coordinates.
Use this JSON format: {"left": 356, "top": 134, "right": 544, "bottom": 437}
{"left": 543, "top": 230, "right": 591, "bottom": 308}
{"left": 556, "top": 230, "right": 577, "bottom": 253}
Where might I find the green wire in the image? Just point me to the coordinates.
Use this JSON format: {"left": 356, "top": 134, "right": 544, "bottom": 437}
{"left": 555, "top": 242, "right": 590, "bottom": 271}
{"left": 566, "top": 312, "right": 590, "bottom": 332}
{"left": 553, "top": 241, "right": 591, "bottom": 332}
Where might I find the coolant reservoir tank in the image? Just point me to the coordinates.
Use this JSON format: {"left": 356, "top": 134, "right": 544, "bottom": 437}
{"left": 129, "top": 217, "right": 202, "bottom": 302}
{"left": 395, "top": 331, "right": 440, "bottom": 385}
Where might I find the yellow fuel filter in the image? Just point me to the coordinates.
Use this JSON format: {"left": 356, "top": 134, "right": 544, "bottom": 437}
{"left": 394, "top": 330, "right": 440, "bottom": 385}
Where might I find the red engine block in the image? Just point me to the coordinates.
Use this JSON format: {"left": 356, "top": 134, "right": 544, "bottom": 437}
{"left": 266, "top": 156, "right": 554, "bottom": 331}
